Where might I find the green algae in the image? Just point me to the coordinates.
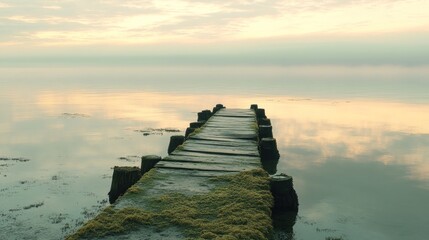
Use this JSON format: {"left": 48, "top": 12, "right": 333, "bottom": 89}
{"left": 187, "top": 126, "right": 204, "bottom": 138}
{"left": 114, "top": 166, "right": 139, "bottom": 172}
{"left": 125, "top": 184, "right": 140, "bottom": 194}
{"left": 122, "top": 168, "right": 158, "bottom": 195}
{"left": 252, "top": 122, "right": 259, "bottom": 131}
{"left": 113, "top": 168, "right": 159, "bottom": 197}
{"left": 67, "top": 168, "right": 273, "bottom": 240}
{"left": 66, "top": 207, "right": 158, "bottom": 240}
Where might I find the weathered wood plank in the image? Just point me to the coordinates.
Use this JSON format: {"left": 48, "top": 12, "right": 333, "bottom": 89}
{"left": 185, "top": 139, "right": 258, "bottom": 147}
{"left": 202, "top": 124, "right": 255, "bottom": 130}
{"left": 188, "top": 135, "right": 257, "bottom": 143}
{"left": 205, "top": 118, "right": 255, "bottom": 124}
{"left": 170, "top": 149, "right": 258, "bottom": 159}
{"left": 179, "top": 145, "right": 259, "bottom": 156}
{"left": 156, "top": 167, "right": 235, "bottom": 178}
{"left": 197, "top": 128, "right": 257, "bottom": 135}
{"left": 157, "top": 161, "right": 255, "bottom": 172}
{"left": 190, "top": 132, "right": 257, "bottom": 140}
{"left": 184, "top": 139, "right": 257, "bottom": 149}
{"left": 214, "top": 109, "right": 256, "bottom": 117}
{"left": 207, "top": 116, "right": 255, "bottom": 121}
{"left": 163, "top": 154, "right": 260, "bottom": 165}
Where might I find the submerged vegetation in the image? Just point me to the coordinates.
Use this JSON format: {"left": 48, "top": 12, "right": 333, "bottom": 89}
{"left": 67, "top": 168, "right": 273, "bottom": 240}
{"left": 134, "top": 128, "right": 181, "bottom": 136}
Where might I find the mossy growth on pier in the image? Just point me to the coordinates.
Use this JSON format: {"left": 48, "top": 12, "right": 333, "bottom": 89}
{"left": 187, "top": 127, "right": 203, "bottom": 138}
{"left": 121, "top": 168, "right": 158, "bottom": 195}
{"left": 175, "top": 144, "right": 184, "bottom": 151}
{"left": 67, "top": 168, "right": 273, "bottom": 240}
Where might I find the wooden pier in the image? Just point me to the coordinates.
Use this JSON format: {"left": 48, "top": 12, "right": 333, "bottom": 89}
{"left": 67, "top": 104, "right": 297, "bottom": 240}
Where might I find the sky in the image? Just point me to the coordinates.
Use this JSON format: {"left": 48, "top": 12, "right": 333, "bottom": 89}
{"left": 1, "top": 0, "right": 429, "bottom": 66}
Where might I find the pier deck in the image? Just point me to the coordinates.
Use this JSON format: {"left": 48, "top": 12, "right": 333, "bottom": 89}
{"left": 159, "top": 108, "right": 260, "bottom": 174}
{"left": 68, "top": 108, "right": 275, "bottom": 240}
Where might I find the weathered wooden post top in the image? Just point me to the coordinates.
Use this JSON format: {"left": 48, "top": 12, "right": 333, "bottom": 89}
{"left": 67, "top": 104, "right": 298, "bottom": 240}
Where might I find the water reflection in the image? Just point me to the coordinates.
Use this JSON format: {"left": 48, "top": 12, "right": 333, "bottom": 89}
{"left": 1, "top": 68, "right": 428, "bottom": 240}
{"left": 255, "top": 99, "right": 429, "bottom": 239}
{"left": 272, "top": 211, "right": 298, "bottom": 240}
{"left": 261, "top": 157, "right": 279, "bottom": 175}
{"left": 248, "top": 98, "right": 429, "bottom": 186}
{"left": 290, "top": 160, "right": 429, "bottom": 240}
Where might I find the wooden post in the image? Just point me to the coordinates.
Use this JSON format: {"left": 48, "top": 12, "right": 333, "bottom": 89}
{"left": 259, "top": 118, "right": 271, "bottom": 126}
{"left": 203, "top": 109, "right": 212, "bottom": 119}
{"left": 168, "top": 135, "right": 185, "bottom": 154}
{"left": 256, "top": 108, "right": 266, "bottom": 120}
{"left": 270, "top": 174, "right": 299, "bottom": 211}
{"left": 272, "top": 210, "right": 297, "bottom": 238}
{"left": 185, "top": 127, "right": 196, "bottom": 138}
{"left": 259, "top": 125, "right": 273, "bottom": 139}
{"left": 141, "top": 155, "right": 161, "bottom": 174}
{"left": 261, "top": 157, "right": 279, "bottom": 175}
{"left": 189, "top": 121, "right": 205, "bottom": 128}
{"left": 197, "top": 110, "right": 212, "bottom": 122}
{"left": 108, "top": 166, "right": 141, "bottom": 204}
{"left": 197, "top": 112, "right": 203, "bottom": 121}
{"left": 260, "top": 137, "right": 280, "bottom": 174}
{"left": 260, "top": 137, "right": 280, "bottom": 160}
{"left": 213, "top": 104, "right": 225, "bottom": 113}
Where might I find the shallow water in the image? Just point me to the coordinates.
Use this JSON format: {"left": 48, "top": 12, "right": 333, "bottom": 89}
{"left": 1, "top": 66, "right": 428, "bottom": 240}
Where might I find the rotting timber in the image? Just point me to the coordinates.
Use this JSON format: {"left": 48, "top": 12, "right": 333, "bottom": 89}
{"left": 67, "top": 104, "right": 298, "bottom": 240}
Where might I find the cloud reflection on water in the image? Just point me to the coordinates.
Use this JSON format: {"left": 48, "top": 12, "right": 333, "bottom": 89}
{"left": 245, "top": 98, "right": 429, "bottom": 185}
{"left": 32, "top": 89, "right": 429, "bottom": 186}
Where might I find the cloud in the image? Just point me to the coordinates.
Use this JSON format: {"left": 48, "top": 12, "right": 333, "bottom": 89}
{"left": 0, "top": 3, "right": 10, "bottom": 8}
{"left": 1, "top": 0, "right": 428, "bottom": 45}
{"left": 0, "top": 0, "right": 428, "bottom": 65}
{"left": 42, "top": 6, "right": 62, "bottom": 10}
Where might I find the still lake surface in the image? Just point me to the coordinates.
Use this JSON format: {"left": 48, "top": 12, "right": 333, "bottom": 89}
{"left": 1, "top": 66, "right": 428, "bottom": 240}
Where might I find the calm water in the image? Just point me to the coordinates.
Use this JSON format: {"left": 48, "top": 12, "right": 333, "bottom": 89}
{"left": 1, "top": 66, "right": 428, "bottom": 240}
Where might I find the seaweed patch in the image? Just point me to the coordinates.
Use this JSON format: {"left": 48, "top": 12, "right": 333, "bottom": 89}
{"left": 134, "top": 128, "right": 181, "bottom": 136}
{"left": 23, "top": 202, "right": 44, "bottom": 210}
{"left": 0, "top": 157, "right": 30, "bottom": 162}
{"left": 61, "top": 113, "right": 90, "bottom": 118}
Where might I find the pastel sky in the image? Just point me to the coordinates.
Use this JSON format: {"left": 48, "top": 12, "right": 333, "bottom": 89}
{"left": 1, "top": 0, "right": 429, "bottom": 66}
